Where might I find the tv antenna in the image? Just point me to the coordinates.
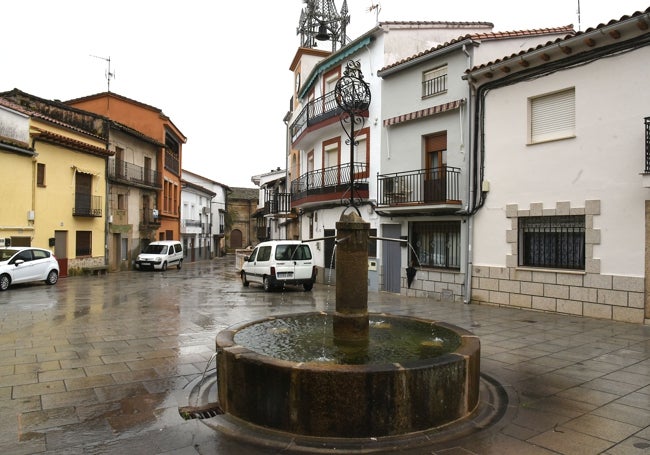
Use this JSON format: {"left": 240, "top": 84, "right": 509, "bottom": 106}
{"left": 368, "top": 2, "right": 381, "bottom": 25}
{"left": 90, "top": 55, "right": 116, "bottom": 92}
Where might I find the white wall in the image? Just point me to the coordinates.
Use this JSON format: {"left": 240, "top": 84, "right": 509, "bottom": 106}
{"left": 474, "top": 47, "right": 650, "bottom": 276}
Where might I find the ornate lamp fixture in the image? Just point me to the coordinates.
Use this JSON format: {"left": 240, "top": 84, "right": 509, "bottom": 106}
{"left": 335, "top": 60, "right": 371, "bottom": 208}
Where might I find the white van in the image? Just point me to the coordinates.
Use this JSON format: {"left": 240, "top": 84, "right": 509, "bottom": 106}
{"left": 241, "top": 240, "right": 317, "bottom": 292}
{"left": 135, "top": 240, "right": 183, "bottom": 271}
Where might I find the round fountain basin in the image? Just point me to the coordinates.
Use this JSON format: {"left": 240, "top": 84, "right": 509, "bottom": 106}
{"left": 216, "top": 312, "right": 480, "bottom": 438}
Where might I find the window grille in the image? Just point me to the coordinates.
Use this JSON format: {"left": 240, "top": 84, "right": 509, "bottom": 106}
{"left": 422, "top": 66, "right": 447, "bottom": 97}
{"left": 75, "top": 231, "right": 92, "bottom": 257}
{"left": 519, "top": 215, "right": 585, "bottom": 269}
{"left": 409, "top": 221, "right": 460, "bottom": 269}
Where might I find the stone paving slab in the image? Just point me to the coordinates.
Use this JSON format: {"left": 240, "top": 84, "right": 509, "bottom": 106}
{"left": 0, "top": 256, "right": 648, "bottom": 454}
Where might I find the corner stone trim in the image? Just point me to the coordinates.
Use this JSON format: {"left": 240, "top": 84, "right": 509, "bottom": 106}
{"left": 472, "top": 200, "right": 645, "bottom": 324}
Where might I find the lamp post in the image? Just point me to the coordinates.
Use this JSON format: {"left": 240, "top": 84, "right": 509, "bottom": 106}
{"left": 334, "top": 60, "right": 371, "bottom": 208}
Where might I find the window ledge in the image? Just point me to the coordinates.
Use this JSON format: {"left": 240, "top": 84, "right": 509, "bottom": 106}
{"left": 527, "top": 134, "right": 576, "bottom": 146}
{"left": 515, "top": 266, "right": 585, "bottom": 275}
{"left": 421, "top": 90, "right": 448, "bottom": 100}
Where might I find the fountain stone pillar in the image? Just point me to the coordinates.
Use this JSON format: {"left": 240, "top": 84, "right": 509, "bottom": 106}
{"left": 334, "top": 211, "right": 370, "bottom": 344}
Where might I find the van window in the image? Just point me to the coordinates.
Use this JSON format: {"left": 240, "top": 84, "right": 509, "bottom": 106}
{"left": 275, "top": 245, "right": 293, "bottom": 260}
{"left": 174, "top": 244, "right": 182, "bottom": 253}
{"left": 145, "top": 244, "right": 167, "bottom": 254}
{"left": 275, "top": 244, "right": 312, "bottom": 260}
{"left": 257, "top": 246, "right": 272, "bottom": 261}
{"left": 294, "top": 245, "right": 312, "bottom": 260}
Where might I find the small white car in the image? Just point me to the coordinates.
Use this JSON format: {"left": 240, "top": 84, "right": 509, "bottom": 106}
{"left": 241, "top": 240, "right": 317, "bottom": 292}
{"left": 0, "top": 247, "right": 59, "bottom": 291}
{"left": 135, "top": 240, "right": 183, "bottom": 271}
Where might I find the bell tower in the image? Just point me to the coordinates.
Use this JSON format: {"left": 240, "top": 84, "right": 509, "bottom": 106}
{"left": 297, "top": 0, "right": 350, "bottom": 52}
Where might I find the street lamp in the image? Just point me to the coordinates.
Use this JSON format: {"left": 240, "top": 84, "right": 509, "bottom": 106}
{"left": 335, "top": 60, "right": 371, "bottom": 209}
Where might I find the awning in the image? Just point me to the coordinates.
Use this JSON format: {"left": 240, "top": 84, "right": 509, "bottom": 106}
{"left": 383, "top": 99, "right": 464, "bottom": 127}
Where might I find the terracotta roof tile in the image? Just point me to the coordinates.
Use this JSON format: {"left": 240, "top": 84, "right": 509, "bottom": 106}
{"left": 378, "top": 26, "right": 575, "bottom": 74}
{"left": 467, "top": 7, "right": 650, "bottom": 73}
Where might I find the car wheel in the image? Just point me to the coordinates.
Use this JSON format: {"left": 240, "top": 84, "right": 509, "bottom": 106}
{"left": 45, "top": 270, "right": 58, "bottom": 285}
{"left": 161, "top": 262, "right": 167, "bottom": 271}
{"left": 263, "top": 276, "right": 273, "bottom": 292}
{"left": 0, "top": 274, "right": 10, "bottom": 291}
{"left": 303, "top": 282, "right": 313, "bottom": 291}
{"left": 241, "top": 271, "right": 249, "bottom": 287}
{"left": 177, "top": 260, "right": 182, "bottom": 270}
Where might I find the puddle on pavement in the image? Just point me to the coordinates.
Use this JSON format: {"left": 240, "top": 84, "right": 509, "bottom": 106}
{"left": 104, "top": 392, "right": 167, "bottom": 432}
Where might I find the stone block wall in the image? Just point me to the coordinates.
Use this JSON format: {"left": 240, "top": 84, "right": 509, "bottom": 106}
{"left": 471, "top": 200, "right": 645, "bottom": 324}
{"left": 401, "top": 267, "right": 465, "bottom": 302}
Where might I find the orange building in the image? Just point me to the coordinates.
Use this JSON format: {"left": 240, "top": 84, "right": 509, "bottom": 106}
{"left": 66, "top": 93, "right": 186, "bottom": 241}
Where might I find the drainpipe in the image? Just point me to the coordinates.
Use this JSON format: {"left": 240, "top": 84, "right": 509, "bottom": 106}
{"left": 283, "top": 111, "right": 291, "bottom": 241}
{"left": 462, "top": 44, "right": 473, "bottom": 304}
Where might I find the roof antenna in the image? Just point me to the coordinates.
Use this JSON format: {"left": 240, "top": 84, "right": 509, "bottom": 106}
{"left": 368, "top": 2, "right": 381, "bottom": 25}
{"left": 576, "top": 0, "right": 581, "bottom": 31}
{"left": 90, "top": 55, "right": 116, "bottom": 92}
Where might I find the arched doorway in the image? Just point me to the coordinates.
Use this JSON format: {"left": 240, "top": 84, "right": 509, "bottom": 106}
{"left": 230, "top": 229, "right": 243, "bottom": 249}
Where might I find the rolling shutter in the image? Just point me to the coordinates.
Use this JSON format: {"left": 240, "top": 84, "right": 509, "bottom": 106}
{"left": 531, "top": 88, "right": 575, "bottom": 143}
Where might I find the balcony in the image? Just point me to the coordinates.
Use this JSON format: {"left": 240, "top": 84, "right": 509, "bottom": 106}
{"left": 165, "top": 150, "right": 180, "bottom": 176}
{"left": 377, "top": 166, "right": 462, "bottom": 214}
{"left": 139, "top": 208, "right": 161, "bottom": 231}
{"left": 290, "top": 162, "right": 369, "bottom": 208}
{"left": 643, "top": 117, "right": 650, "bottom": 188}
{"left": 290, "top": 90, "right": 347, "bottom": 144}
{"left": 73, "top": 195, "right": 102, "bottom": 217}
{"left": 257, "top": 226, "right": 270, "bottom": 242}
{"left": 109, "top": 158, "right": 161, "bottom": 189}
{"left": 264, "top": 192, "right": 292, "bottom": 217}
{"left": 181, "top": 219, "right": 202, "bottom": 235}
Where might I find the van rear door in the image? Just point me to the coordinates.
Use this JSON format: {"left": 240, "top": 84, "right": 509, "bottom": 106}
{"left": 274, "top": 243, "right": 313, "bottom": 282}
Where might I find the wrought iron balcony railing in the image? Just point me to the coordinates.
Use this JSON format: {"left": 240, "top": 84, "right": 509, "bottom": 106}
{"left": 139, "top": 208, "right": 161, "bottom": 230}
{"left": 73, "top": 194, "right": 102, "bottom": 217}
{"left": 108, "top": 158, "right": 162, "bottom": 188}
{"left": 264, "top": 192, "right": 292, "bottom": 216}
{"left": 290, "top": 162, "right": 368, "bottom": 202}
{"left": 377, "top": 166, "right": 461, "bottom": 206}
{"left": 257, "top": 227, "right": 270, "bottom": 241}
{"left": 165, "top": 150, "right": 180, "bottom": 176}
{"left": 290, "top": 89, "right": 345, "bottom": 142}
{"left": 645, "top": 117, "right": 650, "bottom": 173}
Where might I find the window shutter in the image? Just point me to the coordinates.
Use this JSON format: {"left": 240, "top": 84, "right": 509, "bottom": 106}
{"left": 427, "top": 132, "right": 447, "bottom": 152}
{"left": 531, "top": 88, "right": 575, "bottom": 143}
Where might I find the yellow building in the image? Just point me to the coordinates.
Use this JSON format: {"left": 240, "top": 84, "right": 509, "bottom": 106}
{"left": 0, "top": 100, "right": 36, "bottom": 246}
{"left": 0, "top": 90, "right": 112, "bottom": 276}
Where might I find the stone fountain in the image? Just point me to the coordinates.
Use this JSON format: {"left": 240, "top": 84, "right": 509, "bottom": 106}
{"left": 214, "top": 211, "right": 480, "bottom": 439}
{"left": 211, "top": 60, "right": 481, "bottom": 446}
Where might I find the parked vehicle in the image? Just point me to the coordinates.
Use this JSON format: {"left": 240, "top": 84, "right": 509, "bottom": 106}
{"left": 0, "top": 247, "right": 59, "bottom": 291}
{"left": 135, "top": 240, "right": 183, "bottom": 271}
{"left": 241, "top": 240, "right": 317, "bottom": 291}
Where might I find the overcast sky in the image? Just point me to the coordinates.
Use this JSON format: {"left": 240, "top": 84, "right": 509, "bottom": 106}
{"left": 2, "top": 1, "right": 647, "bottom": 187}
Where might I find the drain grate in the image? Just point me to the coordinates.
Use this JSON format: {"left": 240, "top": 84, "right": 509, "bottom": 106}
{"left": 179, "top": 403, "right": 224, "bottom": 420}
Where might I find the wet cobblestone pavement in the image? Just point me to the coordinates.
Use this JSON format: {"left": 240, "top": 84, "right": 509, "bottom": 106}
{"left": 0, "top": 256, "right": 649, "bottom": 454}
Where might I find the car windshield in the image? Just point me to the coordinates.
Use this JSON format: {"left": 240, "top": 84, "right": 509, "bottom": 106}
{"left": 0, "top": 249, "right": 17, "bottom": 261}
{"left": 144, "top": 244, "right": 167, "bottom": 254}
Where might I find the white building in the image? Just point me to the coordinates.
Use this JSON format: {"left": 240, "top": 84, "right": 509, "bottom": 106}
{"left": 181, "top": 170, "right": 228, "bottom": 260}
{"left": 466, "top": 8, "right": 650, "bottom": 323}
{"left": 251, "top": 167, "right": 294, "bottom": 242}
{"left": 376, "top": 26, "right": 573, "bottom": 300}
{"left": 288, "top": 12, "right": 501, "bottom": 286}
